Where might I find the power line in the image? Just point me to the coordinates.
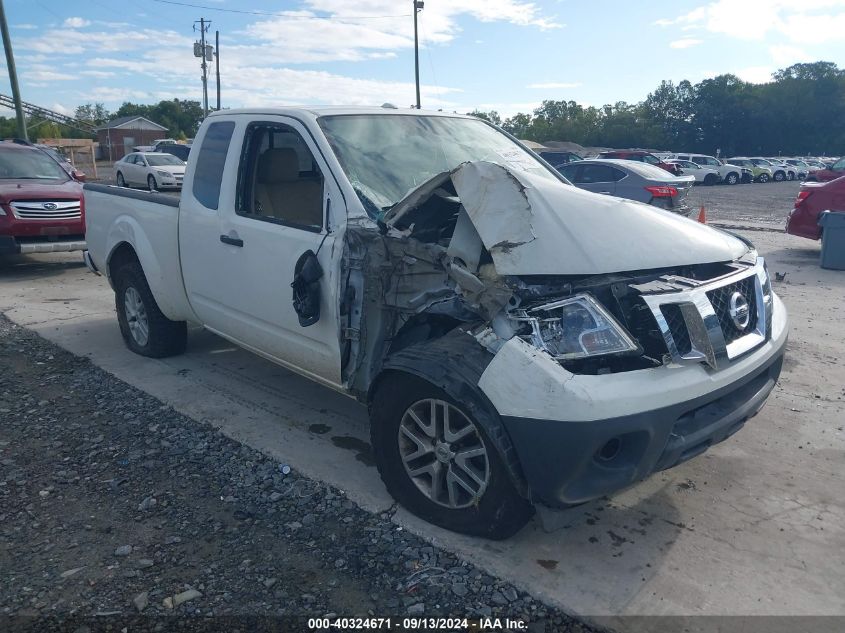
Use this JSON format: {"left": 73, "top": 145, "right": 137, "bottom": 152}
{"left": 147, "top": 0, "right": 410, "bottom": 20}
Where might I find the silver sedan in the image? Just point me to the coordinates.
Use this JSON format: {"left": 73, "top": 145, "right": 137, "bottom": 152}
{"left": 556, "top": 159, "right": 696, "bottom": 216}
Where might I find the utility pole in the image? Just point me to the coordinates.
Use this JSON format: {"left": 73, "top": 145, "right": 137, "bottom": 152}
{"left": 194, "top": 18, "right": 210, "bottom": 116}
{"left": 215, "top": 30, "right": 220, "bottom": 111}
{"left": 0, "top": 0, "right": 27, "bottom": 140}
{"left": 413, "top": 0, "right": 424, "bottom": 109}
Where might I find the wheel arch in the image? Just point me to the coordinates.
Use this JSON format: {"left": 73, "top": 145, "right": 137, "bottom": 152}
{"left": 368, "top": 329, "right": 530, "bottom": 499}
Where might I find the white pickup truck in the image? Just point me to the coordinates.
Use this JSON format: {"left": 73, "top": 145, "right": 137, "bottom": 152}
{"left": 84, "top": 107, "right": 788, "bottom": 539}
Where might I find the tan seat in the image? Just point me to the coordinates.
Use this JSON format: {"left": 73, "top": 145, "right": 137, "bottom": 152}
{"left": 254, "top": 148, "right": 322, "bottom": 228}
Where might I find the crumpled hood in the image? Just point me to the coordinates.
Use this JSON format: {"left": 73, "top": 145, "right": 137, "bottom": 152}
{"left": 388, "top": 161, "right": 748, "bottom": 276}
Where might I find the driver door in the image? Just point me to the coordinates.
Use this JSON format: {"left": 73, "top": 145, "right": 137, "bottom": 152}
{"left": 179, "top": 116, "right": 345, "bottom": 387}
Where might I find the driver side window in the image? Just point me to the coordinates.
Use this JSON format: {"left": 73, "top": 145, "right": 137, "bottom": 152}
{"left": 237, "top": 123, "right": 324, "bottom": 232}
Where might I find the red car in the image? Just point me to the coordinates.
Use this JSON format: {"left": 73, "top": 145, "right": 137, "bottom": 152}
{"left": 596, "top": 150, "right": 682, "bottom": 175}
{"left": 806, "top": 157, "right": 845, "bottom": 183}
{"left": 786, "top": 175, "right": 845, "bottom": 240}
{"left": 0, "top": 141, "right": 86, "bottom": 255}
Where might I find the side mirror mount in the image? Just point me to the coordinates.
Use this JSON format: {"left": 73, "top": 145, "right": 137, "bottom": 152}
{"left": 71, "top": 170, "right": 86, "bottom": 182}
{"left": 291, "top": 250, "right": 323, "bottom": 327}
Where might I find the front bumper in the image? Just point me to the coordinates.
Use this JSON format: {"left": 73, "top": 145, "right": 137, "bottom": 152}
{"left": 479, "top": 293, "right": 788, "bottom": 507}
{"left": 502, "top": 348, "right": 783, "bottom": 506}
{"left": 0, "top": 235, "right": 87, "bottom": 255}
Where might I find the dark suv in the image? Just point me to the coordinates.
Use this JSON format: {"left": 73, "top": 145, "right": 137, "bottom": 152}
{"left": 597, "top": 150, "right": 681, "bottom": 175}
{"left": 537, "top": 150, "right": 583, "bottom": 168}
{"left": 156, "top": 144, "right": 192, "bottom": 161}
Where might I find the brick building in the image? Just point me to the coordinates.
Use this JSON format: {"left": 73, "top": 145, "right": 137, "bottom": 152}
{"left": 95, "top": 116, "right": 169, "bottom": 161}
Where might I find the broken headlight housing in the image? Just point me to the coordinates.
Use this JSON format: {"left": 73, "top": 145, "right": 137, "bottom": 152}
{"left": 511, "top": 294, "right": 639, "bottom": 360}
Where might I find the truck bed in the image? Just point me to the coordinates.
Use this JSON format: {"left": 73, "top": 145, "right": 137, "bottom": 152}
{"left": 83, "top": 183, "right": 194, "bottom": 322}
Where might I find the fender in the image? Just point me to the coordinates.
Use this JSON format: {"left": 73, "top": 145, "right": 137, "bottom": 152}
{"left": 104, "top": 215, "right": 197, "bottom": 323}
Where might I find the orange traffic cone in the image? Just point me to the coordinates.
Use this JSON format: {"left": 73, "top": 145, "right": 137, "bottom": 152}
{"left": 697, "top": 205, "right": 707, "bottom": 224}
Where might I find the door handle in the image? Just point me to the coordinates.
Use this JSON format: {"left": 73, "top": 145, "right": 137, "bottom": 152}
{"left": 219, "top": 234, "right": 243, "bottom": 247}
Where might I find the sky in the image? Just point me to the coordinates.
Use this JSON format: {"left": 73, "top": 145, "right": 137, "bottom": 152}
{"left": 1, "top": 0, "right": 845, "bottom": 121}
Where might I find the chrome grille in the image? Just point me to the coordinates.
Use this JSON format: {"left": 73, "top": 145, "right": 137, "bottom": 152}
{"left": 10, "top": 200, "right": 81, "bottom": 220}
{"left": 660, "top": 303, "right": 692, "bottom": 355}
{"left": 640, "top": 259, "right": 770, "bottom": 370}
{"left": 706, "top": 276, "right": 758, "bottom": 345}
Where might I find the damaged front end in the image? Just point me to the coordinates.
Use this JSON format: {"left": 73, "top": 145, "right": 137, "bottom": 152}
{"left": 340, "top": 160, "right": 765, "bottom": 398}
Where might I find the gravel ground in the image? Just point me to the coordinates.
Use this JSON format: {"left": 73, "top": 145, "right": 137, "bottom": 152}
{"left": 0, "top": 314, "right": 603, "bottom": 633}
{"left": 687, "top": 180, "right": 801, "bottom": 226}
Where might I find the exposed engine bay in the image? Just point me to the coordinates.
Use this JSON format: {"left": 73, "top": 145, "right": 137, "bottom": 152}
{"left": 339, "top": 161, "right": 760, "bottom": 397}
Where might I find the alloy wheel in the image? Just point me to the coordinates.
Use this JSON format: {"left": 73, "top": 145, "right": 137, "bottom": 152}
{"left": 398, "top": 398, "right": 490, "bottom": 509}
{"left": 123, "top": 287, "right": 150, "bottom": 347}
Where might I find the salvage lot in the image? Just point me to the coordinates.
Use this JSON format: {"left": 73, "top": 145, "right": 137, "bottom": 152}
{"left": 2, "top": 179, "right": 845, "bottom": 623}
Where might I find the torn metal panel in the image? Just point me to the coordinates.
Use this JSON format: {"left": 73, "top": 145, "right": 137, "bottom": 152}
{"left": 450, "top": 162, "right": 749, "bottom": 276}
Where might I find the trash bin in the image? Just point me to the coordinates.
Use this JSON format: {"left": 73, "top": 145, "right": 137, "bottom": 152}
{"left": 819, "top": 211, "right": 845, "bottom": 270}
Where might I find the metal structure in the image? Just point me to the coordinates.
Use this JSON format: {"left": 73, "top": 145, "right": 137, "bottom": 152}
{"left": 0, "top": 0, "right": 27, "bottom": 139}
{"left": 0, "top": 93, "right": 96, "bottom": 134}
{"left": 413, "top": 0, "right": 424, "bottom": 109}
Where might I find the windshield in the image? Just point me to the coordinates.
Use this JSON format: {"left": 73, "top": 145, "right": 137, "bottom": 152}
{"left": 0, "top": 148, "right": 69, "bottom": 180}
{"left": 318, "top": 114, "right": 559, "bottom": 213}
{"left": 643, "top": 155, "right": 660, "bottom": 164}
{"left": 146, "top": 154, "right": 185, "bottom": 166}
{"left": 751, "top": 158, "right": 771, "bottom": 166}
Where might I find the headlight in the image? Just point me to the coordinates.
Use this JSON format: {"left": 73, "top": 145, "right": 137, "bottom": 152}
{"left": 756, "top": 258, "right": 772, "bottom": 300}
{"left": 510, "top": 294, "right": 639, "bottom": 360}
{"left": 156, "top": 170, "right": 170, "bottom": 177}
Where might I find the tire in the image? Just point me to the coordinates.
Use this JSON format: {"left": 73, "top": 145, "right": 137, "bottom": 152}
{"left": 725, "top": 172, "right": 739, "bottom": 185}
{"left": 758, "top": 173, "right": 770, "bottom": 183}
{"left": 773, "top": 170, "right": 785, "bottom": 182}
{"left": 113, "top": 261, "right": 187, "bottom": 358}
{"left": 703, "top": 173, "right": 717, "bottom": 186}
{"left": 116, "top": 172, "right": 126, "bottom": 187}
{"left": 148, "top": 175, "right": 157, "bottom": 191}
{"left": 370, "top": 372, "right": 533, "bottom": 539}
{"left": 786, "top": 172, "right": 795, "bottom": 181}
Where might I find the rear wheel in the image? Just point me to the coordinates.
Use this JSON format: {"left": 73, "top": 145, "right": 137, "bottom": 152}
{"left": 786, "top": 171, "right": 795, "bottom": 181}
{"left": 773, "top": 171, "right": 785, "bottom": 182}
{"left": 116, "top": 172, "right": 126, "bottom": 187}
{"left": 703, "top": 173, "right": 717, "bottom": 186}
{"left": 371, "top": 373, "right": 533, "bottom": 539}
{"left": 758, "top": 173, "right": 770, "bottom": 183}
{"left": 725, "top": 172, "right": 739, "bottom": 185}
{"left": 113, "top": 261, "right": 186, "bottom": 358}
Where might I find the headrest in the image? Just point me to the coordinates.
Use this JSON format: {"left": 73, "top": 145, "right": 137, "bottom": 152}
{"left": 257, "top": 148, "right": 299, "bottom": 183}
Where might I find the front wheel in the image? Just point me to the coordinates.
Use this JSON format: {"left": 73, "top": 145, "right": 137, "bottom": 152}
{"left": 116, "top": 172, "right": 126, "bottom": 187}
{"left": 786, "top": 172, "right": 795, "bottom": 181}
{"left": 371, "top": 373, "right": 533, "bottom": 539}
{"left": 758, "top": 173, "right": 770, "bottom": 183}
{"left": 725, "top": 172, "right": 739, "bottom": 185}
{"left": 114, "top": 261, "right": 187, "bottom": 358}
{"left": 148, "top": 175, "right": 157, "bottom": 191}
{"left": 773, "top": 171, "right": 785, "bottom": 182}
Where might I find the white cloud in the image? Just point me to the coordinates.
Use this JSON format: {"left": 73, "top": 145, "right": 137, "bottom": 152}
{"left": 769, "top": 44, "right": 811, "bottom": 65}
{"left": 52, "top": 103, "right": 72, "bottom": 115}
{"left": 670, "top": 38, "right": 703, "bottom": 49}
{"left": 13, "top": 24, "right": 38, "bottom": 30}
{"left": 79, "top": 70, "right": 117, "bottom": 78}
{"left": 14, "top": 0, "right": 559, "bottom": 113}
{"left": 735, "top": 65, "right": 774, "bottom": 84}
{"left": 527, "top": 82, "right": 581, "bottom": 89}
{"left": 22, "top": 69, "right": 76, "bottom": 81}
{"left": 63, "top": 17, "right": 91, "bottom": 28}
{"left": 656, "top": 0, "right": 845, "bottom": 44}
